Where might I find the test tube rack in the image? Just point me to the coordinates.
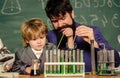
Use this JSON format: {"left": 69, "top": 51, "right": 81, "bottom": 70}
{"left": 44, "top": 49, "right": 85, "bottom": 77}
{"left": 97, "top": 49, "right": 116, "bottom": 75}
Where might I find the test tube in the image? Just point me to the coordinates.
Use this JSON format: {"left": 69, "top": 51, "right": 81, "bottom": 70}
{"left": 60, "top": 49, "right": 64, "bottom": 74}
{"left": 50, "top": 50, "right": 53, "bottom": 73}
{"left": 57, "top": 49, "right": 60, "bottom": 73}
{"left": 45, "top": 50, "right": 49, "bottom": 73}
{"left": 76, "top": 49, "right": 80, "bottom": 73}
{"left": 65, "top": 50, "right": 68, "bottom": 73}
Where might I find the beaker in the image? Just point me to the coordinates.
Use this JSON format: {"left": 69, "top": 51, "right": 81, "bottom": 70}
{"left": 1, "top": 0, "right": 21, "bottom": 15}
{"left": 30, "top": 59, "right": 40, "bottom": 76}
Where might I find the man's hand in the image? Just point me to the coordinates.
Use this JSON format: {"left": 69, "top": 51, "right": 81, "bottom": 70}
{"left": 62, "top": 27, "right": 73, "bottom": 37}
{"left": 62, "top": 27, "right": 74, "bottom": 49}
{"left": 75, "top": 25, "right": 94, "bottom": 43}
{"left": 4, "top": 63, "right": 13, "bottom": 72}
{"left": 75, "top": 25, "right": 98, "bottom": 48}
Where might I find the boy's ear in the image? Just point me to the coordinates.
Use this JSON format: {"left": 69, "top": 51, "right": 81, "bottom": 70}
{"left": 26, "top": 40, "right": 29, "bottom": 43}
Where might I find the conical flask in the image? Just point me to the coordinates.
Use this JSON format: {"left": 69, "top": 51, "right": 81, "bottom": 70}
{"left": 1, "top": 0, "right": 21, "bottom": 15}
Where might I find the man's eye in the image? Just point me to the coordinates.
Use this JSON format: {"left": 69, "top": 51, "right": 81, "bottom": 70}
{"left": 52, "top": 20, "right": 58, "bottom": 23}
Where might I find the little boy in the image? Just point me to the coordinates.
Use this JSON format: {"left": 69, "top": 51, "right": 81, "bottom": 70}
{"left": 11, "top": 18, "right": 56, "bottom": 74}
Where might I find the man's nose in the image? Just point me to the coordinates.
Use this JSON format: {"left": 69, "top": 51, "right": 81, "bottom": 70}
{"left": 58, "top": 20, "right": 63, "bottom": 27}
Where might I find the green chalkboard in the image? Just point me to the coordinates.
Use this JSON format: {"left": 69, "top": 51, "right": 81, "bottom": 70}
{"left": 0, "top": 0, "right": 120, "bottom": 53}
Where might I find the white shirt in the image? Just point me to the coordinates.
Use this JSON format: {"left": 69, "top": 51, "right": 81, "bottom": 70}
{"left": 32, "top": 48, "right": 43, "bottom": 59}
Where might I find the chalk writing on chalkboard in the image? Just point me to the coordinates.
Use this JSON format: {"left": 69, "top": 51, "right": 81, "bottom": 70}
{"left": 72, "top": 0, "right": 120, "bottom": 28}
{"left": 75, "top": 13, "right": 120, "bottom": 28}
{"left": 39, "top": 0, "right": 120, "bottom": 9}
{"left": 0, "top": 0, "right": 119, "bottom": 52}
{"left": 74, "top": 0, "right": 120, "bottom": 8}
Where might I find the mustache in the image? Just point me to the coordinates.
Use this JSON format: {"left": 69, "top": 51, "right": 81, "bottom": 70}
{"left": 56, "top": 25, "right": 72, "bottom": 31}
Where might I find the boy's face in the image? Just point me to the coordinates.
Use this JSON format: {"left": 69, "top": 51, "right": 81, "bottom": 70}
{"left": 28, "top": 36, "right": 46, "bottom": 51}
{"left": 50, "top": 11, "right": 74, "bottom": 32}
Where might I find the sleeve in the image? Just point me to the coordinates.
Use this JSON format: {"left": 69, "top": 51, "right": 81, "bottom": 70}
{"left": 93, "top": 26, "right": 120, "bottom": 67}
{"left": 11, "top": 51, "right": 30, "bottom": 74}
{"left": 47, "top": 30, "right": 57, "bottom": 45}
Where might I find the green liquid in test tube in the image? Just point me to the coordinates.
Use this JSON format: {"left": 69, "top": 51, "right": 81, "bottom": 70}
{"left": 60, "top": 50, "right": 64, "bottom": 74}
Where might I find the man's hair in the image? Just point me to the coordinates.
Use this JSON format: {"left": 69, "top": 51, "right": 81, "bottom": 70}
{"left": 45, "top": 0, "right": 73, "bottom": 19}
{"left": 21, "top": 18, "right": 47, "bottom": 47}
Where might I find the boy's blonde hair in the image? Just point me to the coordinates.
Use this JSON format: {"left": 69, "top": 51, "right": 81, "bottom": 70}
{"left": 21, "top": 18, "right": 47, "bottom": 47}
